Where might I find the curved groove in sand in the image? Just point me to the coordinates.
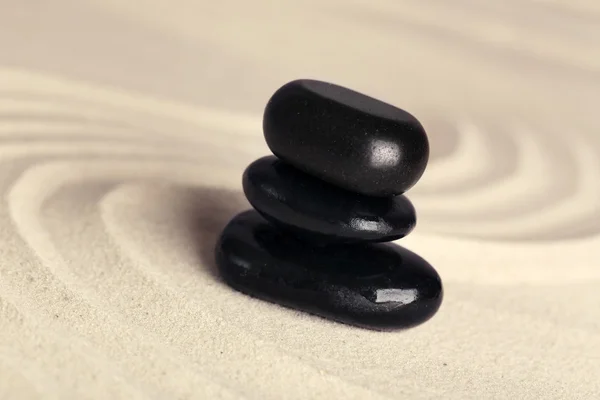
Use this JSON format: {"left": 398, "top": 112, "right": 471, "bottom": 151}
{"left": 2, "top": 84, "right": 599, "bottom": 242}
{"left": 1, "top": 130, "right": 406, "bottom": 398}
{"left": 22, "top": 159, "right": 404, "bottom": 399}
{"left": 411, "top": 118, "right": 600, "bottom": 241}
{"left": 5, "top": 164, "right": 264, "bottom": 399}
{"left": 97, "top": 182, "right": 448, "bottom": 399}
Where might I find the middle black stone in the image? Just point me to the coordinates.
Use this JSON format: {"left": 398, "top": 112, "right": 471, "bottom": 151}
{"left": 243, "top": 155, "right": 416, "bottom": 244}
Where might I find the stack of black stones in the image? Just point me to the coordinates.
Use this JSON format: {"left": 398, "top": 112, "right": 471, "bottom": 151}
{"left": 215, "top": 79, "right": 443, "bottom": 331}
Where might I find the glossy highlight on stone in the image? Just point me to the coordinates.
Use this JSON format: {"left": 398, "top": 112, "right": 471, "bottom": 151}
{"left": 263, "top": 79, "right": 430, "bottom": 197}
{"left": 215, "top": 210, "right": 443, "bottom": 331}
{"left": 243, "top": 155, "right": 416, "bottom": 243}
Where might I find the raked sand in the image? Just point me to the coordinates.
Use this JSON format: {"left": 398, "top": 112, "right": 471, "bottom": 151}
{"left": 0, "top": 1, "right": 599, "bottom": 399}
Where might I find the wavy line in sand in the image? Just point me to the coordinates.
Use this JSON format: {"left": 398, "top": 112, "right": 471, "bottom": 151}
{"left": 37, "top": 174, "right": 600, "bottom": 399}
{"left": 1, "top": 88, "right": 599, "bottom": 251}
{"left": 2, "top": 176, "right": 245, "bottom": 399}
{"left": 2, "top": 102, "right": 410, "bottom": 394}
{"left": 412, "top": 117, "right": 600, "bottom": 241}
{"left": 12, "top": 150, "right": 419, "bottom": 400}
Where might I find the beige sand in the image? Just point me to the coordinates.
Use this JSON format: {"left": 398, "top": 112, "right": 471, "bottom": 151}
{"left": 0, "top": 0, "right": 599, "bottom": 398}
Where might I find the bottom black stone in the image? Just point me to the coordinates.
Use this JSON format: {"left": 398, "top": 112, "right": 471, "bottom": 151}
{"left": 215, "top": 210, "right": 443, "bottom": 331}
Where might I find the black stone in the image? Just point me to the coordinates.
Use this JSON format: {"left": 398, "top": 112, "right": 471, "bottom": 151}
{"left": 263, "top": 79, "right": 430, "bottom": 197}
{"left": 243, "top": 155, "right": 416, "bottom": 244}
{"left": 215, "top": 210, "right": 443, "bottom": 331}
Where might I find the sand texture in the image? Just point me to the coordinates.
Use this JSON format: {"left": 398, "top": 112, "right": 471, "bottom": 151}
{"left": 0, "top": 0, "right": 599, "bottom": 399}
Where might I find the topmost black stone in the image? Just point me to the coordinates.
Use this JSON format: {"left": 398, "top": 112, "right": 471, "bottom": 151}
{"left": 263, "top": 79, "right": 429, "bottom": 197}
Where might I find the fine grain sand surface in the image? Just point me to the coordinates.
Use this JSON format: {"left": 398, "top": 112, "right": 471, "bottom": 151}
{"left": 1, "top": 1, "right": 599, "bottom": 399}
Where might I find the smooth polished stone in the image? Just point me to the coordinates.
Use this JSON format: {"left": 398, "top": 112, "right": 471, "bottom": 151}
{"left": 243, "top": 156, "right": 416, "bottom": 243}
{"left": 263, "top": 79, "right": 430, "bottom": 196}
{"left": 215, "top": 210, "right": 443, "bottom": 331}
